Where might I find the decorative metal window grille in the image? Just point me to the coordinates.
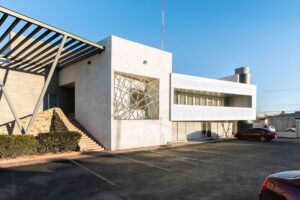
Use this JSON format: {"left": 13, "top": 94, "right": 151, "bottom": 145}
{"left": 114, "top": 73, "right": 159, "bottom": 120}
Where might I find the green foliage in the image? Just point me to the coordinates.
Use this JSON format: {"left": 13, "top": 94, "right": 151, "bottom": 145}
{"left": 36, "top": 131, "right": 81, "bottom": 153}
{"left": 0, "top": 135, "right": 37, "bottom": 159}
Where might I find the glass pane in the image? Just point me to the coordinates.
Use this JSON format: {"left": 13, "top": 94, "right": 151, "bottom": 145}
{"left": 187, "top": 96, "right": 193, "bottom": 105}
{"left": 174, "top": 93, "right": 178, "bottom": 104}
{"left": 219, "top": 99, "right": 224, "bottom": 106}
{"left": 180, "top": 95, "right": 186, "bottom": 105}
{"left": 195, "top": 97, "right": 200, "bottom": 105}
{"left": 200, "top": 97, "right": 206, "bottom": 105}
{"left": 207, "top": 98, "right": 212, "bottom": 106}
{"left": 212, "top": 99, "right": 217, "bottom": 106}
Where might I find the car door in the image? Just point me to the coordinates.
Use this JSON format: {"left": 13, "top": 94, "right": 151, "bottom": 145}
{"left": 241, "top": 129, "right": 251, "bottom": 138}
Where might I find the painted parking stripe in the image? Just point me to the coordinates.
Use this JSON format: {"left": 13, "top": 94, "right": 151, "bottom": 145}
{"left": 149, "top": 150, "right": 214, "bottom": 163}
{"left": 116, "top": 154, "right": 172, "bottom": 172}
{"left": 214, "top": 143, "right": 267, "bottom": 147}
{"left": 68, "top": 159, "right": 116, "bottom": 186}
{"left": 176, "top": 148, "right": 227, "bottom": 155}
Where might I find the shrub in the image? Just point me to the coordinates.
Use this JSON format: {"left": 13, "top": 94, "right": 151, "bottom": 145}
{"left": 0, "top": 135, "right": 37, "bottom": 159}
{"left": 36, "top": 131, "right": 81, "bottom": 153}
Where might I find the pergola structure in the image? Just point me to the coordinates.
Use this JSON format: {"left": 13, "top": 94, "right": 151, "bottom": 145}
{"left": 0, "top": 6, "right": 104, "bottom": 134}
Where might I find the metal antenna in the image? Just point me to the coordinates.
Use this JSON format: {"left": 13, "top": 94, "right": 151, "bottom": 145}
{"left": 161, "top": 0, "right": 164, "bottom": 50}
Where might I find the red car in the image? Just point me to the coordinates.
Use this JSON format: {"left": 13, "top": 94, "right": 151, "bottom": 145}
{"left": 260, "top": 171, "right": 300, "bottom": 200}
{"left": 234, "top": 128, "right": 277, "bottom": 142}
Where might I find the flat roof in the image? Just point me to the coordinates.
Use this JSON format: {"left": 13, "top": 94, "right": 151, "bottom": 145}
{"left": 0, "top": 6, "right": 104, "bottom": 75}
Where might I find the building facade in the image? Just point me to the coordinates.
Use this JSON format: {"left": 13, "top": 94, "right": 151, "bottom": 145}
{"left": 0, "top": 7, "right": 257, "bottom": 150}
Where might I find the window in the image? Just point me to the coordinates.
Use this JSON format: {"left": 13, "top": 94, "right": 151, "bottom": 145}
{"left": 200, "top": 97, "right": 206, "bottom": 106}
{"left": 195, "top": 97, "right": 200, "bottom": 105}
{"left": 212, "top": 98, "right": 217, "bottom": 106}
{"left": 180, "top": 95, "right": 186, "bottom": 105}
{"left": 207, "top": 98, "right": 212, "bottom": 106}
{"left": 187, "top": 96, "right": 193, "bottom": 105}
{"left": 218, "top": 99, "right": 224, "bottom": 107}
{"left": 174, "top": 93, "right": 178, "bottom": 104}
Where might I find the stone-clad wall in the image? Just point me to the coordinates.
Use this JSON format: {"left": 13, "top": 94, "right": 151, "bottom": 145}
{"left": 0, "top": 108, "right": 74, "bottom": 135}
{"left": 0, "top": 108, "right": 104, "bottom": 151}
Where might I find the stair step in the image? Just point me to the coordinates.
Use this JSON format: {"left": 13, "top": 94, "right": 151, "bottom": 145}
{"left": 67, "top": 115, "right": 104, "bottom": 152}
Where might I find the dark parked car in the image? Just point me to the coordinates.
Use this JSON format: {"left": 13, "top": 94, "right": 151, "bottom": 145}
{"left": 234, "top": 128, "right": 277, "bottom": 141}
{"left": 260, "top": 171, "right": 300, "bottom": 200}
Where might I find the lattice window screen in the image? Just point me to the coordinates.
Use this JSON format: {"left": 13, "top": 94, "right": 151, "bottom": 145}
{"left": 114, "top": 73, "right": 159, "bottom": 120}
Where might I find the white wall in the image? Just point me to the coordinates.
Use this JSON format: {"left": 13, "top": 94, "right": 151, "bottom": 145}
{"left": 110, "top": 36, "right": 172, "bottom": 150}
{"left": 172, "top": 105, "right": 256, "bottom": 121}
{"left": 59, "top": 38, "right": 112, "bottom": 149}
{"left": 59, "top": 36, "right": 173, "bottom": 150}
{"left": 171, "top": 73, "right": 256, "bottom": 121}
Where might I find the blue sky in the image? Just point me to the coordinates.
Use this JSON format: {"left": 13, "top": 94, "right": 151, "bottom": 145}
{"left": 1, "top": 0, "right": 300, "bottom": 113}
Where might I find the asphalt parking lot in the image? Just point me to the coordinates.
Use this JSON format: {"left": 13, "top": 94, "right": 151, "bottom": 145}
{"left": 0, "top": 140, "right": 299, "bottom": 200}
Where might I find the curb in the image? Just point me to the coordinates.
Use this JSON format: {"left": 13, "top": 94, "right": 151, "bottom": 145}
{"left": 0, "top": 151, "right": 104, "bottom": 168}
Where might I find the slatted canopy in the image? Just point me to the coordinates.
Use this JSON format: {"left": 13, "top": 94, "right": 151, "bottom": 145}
{"left": 0, "top": 6, "right": 104, "bottom": 75}
{"left": 0, "top": 6, "right": 104, "bottom": 135}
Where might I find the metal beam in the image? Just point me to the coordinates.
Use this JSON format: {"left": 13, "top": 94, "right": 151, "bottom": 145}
{"left": 23, "top": 39, "right": 79, "bottom": 72}
{"left": 20, "top": 39, "right": 78, "bottom": 71}
{"left": 0, "top": 18, "right": 21, "bottom": 43}
{"left": 0, "top": 6, "right": 104, "bottom": 50}
{"left": 0, "top": 13, "right": 8, "bottom": 26}
{"left": 0, "top": 22, "right": 32, "bottom": 54}
{"left": 8, "top": 33, "right": 61, "bottom": 69}
{"left": 0, "top": 81, "right": 25, "bottom": 134}
{"left": 25, "top": 35, "right": 67, "bottom": 134}
{"left": 59, "top": 48, "right": 100, "bottom": 68}
{"left": 4, "top": 26, "right": 42, "bottom": 58}
{"left": 11, "top": 29, "right": 52, "bottom": 60}
{"left": 59, "top": 46, "right": 98, "bottom": 67}
{"left": 0, "top": 65, "right": 41, "bottom": 75}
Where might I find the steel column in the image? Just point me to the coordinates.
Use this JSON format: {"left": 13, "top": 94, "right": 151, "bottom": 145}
{"left": 25, "top": 35, "right": 67, "bottom": 134}
{"left": 0, "top": 81, "right": 25, "bottom": 133}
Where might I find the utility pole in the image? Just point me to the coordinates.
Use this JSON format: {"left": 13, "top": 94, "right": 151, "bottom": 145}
{"left": 161, "top": 0, "right": 164, "bottom": 50}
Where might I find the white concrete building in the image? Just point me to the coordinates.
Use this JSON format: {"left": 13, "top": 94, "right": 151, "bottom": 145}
{"left": 0, "top": 7, "right": 256, "bottom": 150}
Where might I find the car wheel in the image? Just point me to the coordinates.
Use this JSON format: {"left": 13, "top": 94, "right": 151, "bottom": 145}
{"left": 259, "top": 136, "right": 266, "bottom": 142}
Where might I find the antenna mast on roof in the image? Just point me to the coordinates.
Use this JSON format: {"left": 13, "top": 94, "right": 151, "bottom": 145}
{"left": 161, "top": 0, "right": 164, "bottom": 50}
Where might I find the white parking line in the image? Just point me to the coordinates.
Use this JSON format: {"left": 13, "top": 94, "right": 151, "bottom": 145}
{"left": 116, "top": 154, "right": 172, "bottom": 172}
{"left": 68, "top": 159, "right": 116, "bottom": 186}
{"left": 149, "top": 150, "right": 214, "bottom": 163}
{"left": 213, "top": 142, "right": 266, "bottom": 147}
{"left": 177, "top": 148, "right": 226, "bottom": 155}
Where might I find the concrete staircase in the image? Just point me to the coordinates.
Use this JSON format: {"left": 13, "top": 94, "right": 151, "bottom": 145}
{"left": 68, "top": 114, "right": 104, "bottom": 152}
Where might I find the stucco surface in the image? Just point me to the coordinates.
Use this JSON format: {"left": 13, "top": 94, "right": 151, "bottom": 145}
{"left": 0, "top": 70, "right": 44, "bottom": 125}
{"left": 110, "top": 36, "right": 172, "bottom": 150}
